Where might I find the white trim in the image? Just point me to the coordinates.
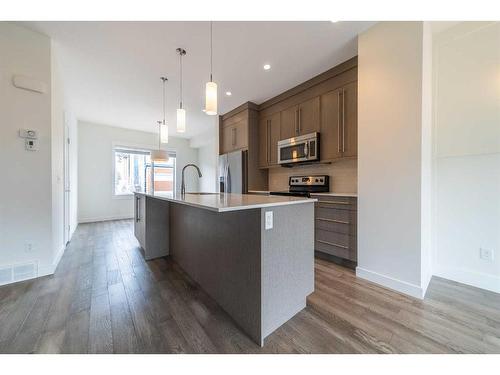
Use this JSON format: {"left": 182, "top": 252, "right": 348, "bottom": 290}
{"left": 356, "top": 266, "right": 425, "bottom": 299}
{"left": 38, "top": 244, "right": 66, "bottom": 277}
{"left": 434, "top": 265, "right": 500, "bottom": 295}
{"left": 78, "top": 214, "right": 134, "bottom": 224}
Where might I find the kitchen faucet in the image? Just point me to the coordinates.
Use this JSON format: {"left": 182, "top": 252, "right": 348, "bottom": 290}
{"left": 181, "top": 164, "right": 203, "bottom": 195}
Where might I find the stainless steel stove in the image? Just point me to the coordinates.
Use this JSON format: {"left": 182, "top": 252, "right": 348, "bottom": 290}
{"left": 270, "top": 175, "right": 330, "bottom": 198}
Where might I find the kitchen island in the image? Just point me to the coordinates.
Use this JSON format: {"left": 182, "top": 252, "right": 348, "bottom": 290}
{"left": 133, "top": 192, "right": 315, "bottom": 346}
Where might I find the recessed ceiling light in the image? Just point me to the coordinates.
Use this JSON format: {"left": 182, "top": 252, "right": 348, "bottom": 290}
{"left": 330, "top": 20, "right": 339, "bottom": 23}
{"left": 202, "top": 109, "right": 206, "bottom": 112}
{"left": 225, "top": 91, "right": 232, "bottom": 96}
{"left": 263, "top": 64, "right": 271, "bottom": 71}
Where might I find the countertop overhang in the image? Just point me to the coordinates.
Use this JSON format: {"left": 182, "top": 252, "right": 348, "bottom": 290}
{"left": 134, "top": 192, "right": 316, "bottom": 212}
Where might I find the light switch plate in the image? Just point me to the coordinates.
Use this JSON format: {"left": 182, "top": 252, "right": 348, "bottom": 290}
{"left": 265, "top": 211, "right": 273, "bottom": 230}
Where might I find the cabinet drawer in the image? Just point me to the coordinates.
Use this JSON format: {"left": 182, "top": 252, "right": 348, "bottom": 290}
{"left": 315, "top": 239, "right": 354, "bottom": 261}
{"left": 313, "top": 196, "right": 357, "bottom": 211}
{"left": 315, "top": 229, "right": 353, "bottom": 248}
{"left": 315, "top": 217, "right": 356, "bottom": 236}
{"left": 315, "top": 206, "right": 355, "bottom": 224}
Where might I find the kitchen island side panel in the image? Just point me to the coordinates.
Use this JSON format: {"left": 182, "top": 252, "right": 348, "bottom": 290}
{"left": 169, "top": 203, "right": 263, "bottom": 344}
{"left": 261, "top": 203, "right": 315, "bottom": 339}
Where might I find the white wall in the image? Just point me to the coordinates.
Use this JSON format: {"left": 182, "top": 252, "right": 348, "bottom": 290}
{"left": 357, "top": 22, "right": 433, "bottom": 299}
{"left": 432, "top": 22, "right": 500, "bottom": 293}
{"left": 78, "top": 121, "right": 199, "bottom": 223}
{"left": 0, "top": 23, "right": 56, "bottom": 279}
{"left": 191, "top": 127, "right": 219, "bottom": 193}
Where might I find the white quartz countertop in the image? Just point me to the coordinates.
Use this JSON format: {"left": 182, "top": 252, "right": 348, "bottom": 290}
{"left": 248, "top": 190, "right": 357, "bottom": 198}
{"left": 135, "top": 192, "right": 316, "bottom": 212}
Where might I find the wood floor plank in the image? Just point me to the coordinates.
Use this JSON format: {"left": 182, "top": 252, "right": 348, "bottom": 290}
{"left": 1, "top": 219, "right": 499, "bottom": 354}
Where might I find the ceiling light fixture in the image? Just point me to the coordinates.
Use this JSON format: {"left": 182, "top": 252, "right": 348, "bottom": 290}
{"left": 151, "top": 77, "right": 169, "bottom": 162}
{"left": 205, "top": 21, "right": 217, "bottom": 116}
{"left": 176, "top": 48, "right": 187, "bottom": 133}
{"left": 225, "top": 91, "right": 232, "bottom": 96}
{"left": 263, "top": 64, "right": 271, "bottom": 70}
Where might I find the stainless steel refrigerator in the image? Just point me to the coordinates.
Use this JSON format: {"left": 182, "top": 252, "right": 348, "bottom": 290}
{"left": 218, "top": 150, "right": 248, "bottom": 193}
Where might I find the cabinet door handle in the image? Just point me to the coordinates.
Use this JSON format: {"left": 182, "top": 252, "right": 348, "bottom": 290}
{"left": 298, "top": 107, "right": 302, "bottom": 134}
{"left": 135, "top": 196, "right": 140, "bottom": 222}
{"left": 337, "top": 91, "right": 341, "bottom": 153}
{"left": 317, "top": 239, "right": 349, "bottom": 249}
{"left": 342, "top": 88, "right": 346, "bottom": 153}
{"left": 266, "top": 120, "right": 272, "bottom": 164}
{"left": 316, "top": 217, "right": 350, "bottom": 225}
{"left": 295, "top": 109, "right": 299, "bottom": 135}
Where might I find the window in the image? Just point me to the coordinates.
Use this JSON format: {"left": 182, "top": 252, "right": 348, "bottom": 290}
{"left": 113, "top": 147, "right": 176, "bottom": 197}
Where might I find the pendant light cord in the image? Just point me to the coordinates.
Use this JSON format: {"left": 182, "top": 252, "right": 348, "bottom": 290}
{"left": 210, "top": 21, "right": 213, "bottom": 82}
{"left": 180, "top": 52, "right": 183, "bottom": 109}
{"left": 161, "top": 77, "right": 167, "bottom": 149}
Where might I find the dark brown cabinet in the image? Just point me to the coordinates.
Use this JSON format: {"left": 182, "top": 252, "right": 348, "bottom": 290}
{"left": 319, "top": 81, "right": 357, "bottom": 161}
{"left": 220, "top": 118, "right": 248, "bottom": 154}
{"left": 258, "top": 112, "right": 281, "bottom": 167}
{"left": 279, "top": 105, "right": 298, "bottom": 140}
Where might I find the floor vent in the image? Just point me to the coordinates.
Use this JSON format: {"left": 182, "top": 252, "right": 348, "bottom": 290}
{"left": 0, "top": 262, "right": 38, "bottom": 286}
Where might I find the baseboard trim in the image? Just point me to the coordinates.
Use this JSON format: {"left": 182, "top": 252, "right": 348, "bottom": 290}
{"left": 78, "top": 214, "right": 134, "bottom": 224}
{"left": 38, "top": 244, "right": 66, "bottom": 277}
{"left": 434, "top": 265, "right": 500, "bottom": 294}
{"left": 356, "top": 266, "right": 425, "bottom": 299}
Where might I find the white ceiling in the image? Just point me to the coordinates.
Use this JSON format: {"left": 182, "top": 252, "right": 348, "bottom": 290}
{"left": 22, "top": 21, "right": 375, "bottom": 139}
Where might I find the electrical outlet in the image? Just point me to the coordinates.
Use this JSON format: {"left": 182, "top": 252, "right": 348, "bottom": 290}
{"left": 265, "top": 211, "right": 273, "bottom": 230}
{"left": 480, "top": 248, "right": 494, "bottom": 262}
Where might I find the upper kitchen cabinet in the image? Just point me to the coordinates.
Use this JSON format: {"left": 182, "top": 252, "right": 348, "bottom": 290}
{"left": 258, "top": 56, "right": 358, "bottom": 165}
{"left": 279, "top": 97, "right": 320, "bottom": 140}
{"left": 320, "top": 81, "right": 357, "bottom": 160}
{"left": 340, "top": 81, "right": 358, "bottom": 158}
{"left": 258, "top": 111, "right": 281, "bottom": 168}
{"left": 220, "top": 102, "right": 268, "bottom": 190}
{"left": 297, "top": 96, "right": 320, "bottom": 135}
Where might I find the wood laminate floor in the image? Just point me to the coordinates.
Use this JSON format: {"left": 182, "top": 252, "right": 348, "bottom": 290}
{"left": 1, "top": 219, "right": 499, "bottom": 354}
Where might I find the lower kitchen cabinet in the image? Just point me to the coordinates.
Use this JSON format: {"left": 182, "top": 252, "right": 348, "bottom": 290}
{"left": 312, "top": 195, "right": 357, "bottom": 266}
{"left": 133, "top": 193, "right": 170, "bottom": 260}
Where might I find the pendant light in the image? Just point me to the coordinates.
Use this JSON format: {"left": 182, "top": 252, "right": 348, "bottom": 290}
{"left": 151, "top": 77, "right": 169, "bottom": 162}
{"left": 176, "top": 48, "right": 186, "bottom": 133}
{"left": 205, "top": 21, "right": 217, "bottom": 115}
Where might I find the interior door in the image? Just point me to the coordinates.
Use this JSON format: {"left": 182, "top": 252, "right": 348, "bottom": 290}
{"left": 63, "top": 119, "right": 71, "bottom": 245}
{"left": 298, "top": 96, "right": 320, "bottom": 135}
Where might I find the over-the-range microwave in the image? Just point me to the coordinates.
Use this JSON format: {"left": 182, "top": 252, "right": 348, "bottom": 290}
{"left": 277, "top": 132, "right": 319, "bottom": 165}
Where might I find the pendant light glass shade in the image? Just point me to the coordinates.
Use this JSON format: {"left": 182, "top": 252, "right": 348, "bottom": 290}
{"left": 160, "top": 122, "right": 169, "bottom": 143}
{"left": 176, "top": 108, "right": 186, "bottom": 133}
{"left": 205, "top": 22, "right": 217, "bottom": 116}
{"left": 205, "top": 81, "right": 217, "bottom": 115}
{"left": 151, "top": 149, "right": 169, "bottom": 162}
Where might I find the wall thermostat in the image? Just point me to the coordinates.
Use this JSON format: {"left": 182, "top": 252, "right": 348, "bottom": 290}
{"left": 19, "top": 129, "right": 37, "bottom": 139}
{"left": 25, "top": 139, "right": 38, "bottom": 151}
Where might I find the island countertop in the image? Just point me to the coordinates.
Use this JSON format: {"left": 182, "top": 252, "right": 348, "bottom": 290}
{"left": 134, "top": 192, "right": 316, "bottom": 212}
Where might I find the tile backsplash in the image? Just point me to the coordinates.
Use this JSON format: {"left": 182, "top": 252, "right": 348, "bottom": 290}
{"left": 268, "top": 158, "right": 357, "bottom": 193}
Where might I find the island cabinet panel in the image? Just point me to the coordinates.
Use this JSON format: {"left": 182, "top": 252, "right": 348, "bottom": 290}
{"left": 312, "top": 195, "right": 357, "bottom": 266}
{"left": 133, "top": 193, "right": 169, "bottom": 260}
{"left": 258, "top": 112, "right": 281, "bottom": 168}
